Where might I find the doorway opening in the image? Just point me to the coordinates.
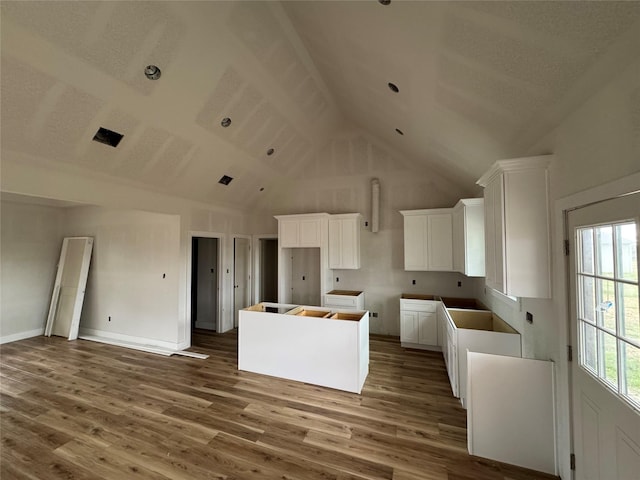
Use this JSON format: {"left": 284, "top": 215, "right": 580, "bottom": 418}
{"left": 191, "top": 236, "right": 220, "bottom": 338}
{"left": 258, "top": 238, "right": 278, "bottom": 303}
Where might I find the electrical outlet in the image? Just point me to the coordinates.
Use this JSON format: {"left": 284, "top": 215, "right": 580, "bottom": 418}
{"left": 412, "top": 279, "right": 416, "bottom": 285}
{"left": 526, "top": 312, "right": 533, "bottom": 324}
{"left": 372, "top": 312, "right": 378, "bottom": 317}
{"left": 457, "top": 281, "right": 462, "bottom": 287}
{"left": 108, "top": 316, "right": 111, "bottom": 322}
{"left": 336, "top": 277, "right": 339, "bottom": 282}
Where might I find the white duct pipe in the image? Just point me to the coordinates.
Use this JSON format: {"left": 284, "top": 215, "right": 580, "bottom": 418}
{"left": 371, "top": 178, "right": 380, "bottom": 233}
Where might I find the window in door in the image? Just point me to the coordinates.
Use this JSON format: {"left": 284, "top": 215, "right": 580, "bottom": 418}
{"left": 576, "top": 221, "right": 639, "bottom": 409}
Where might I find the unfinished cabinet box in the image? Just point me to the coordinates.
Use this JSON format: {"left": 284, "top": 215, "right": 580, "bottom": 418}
{"left": 452, "top": 198, "right": 485, "bottom": 277}
{"left": 441, "top": 307, "right": 522, "bottom": 407}
{"left": 477, "top": 155, "right": 551, "bottom": 298}
{"left": 400, "top": 209, "right": 453, "bottom": 271}
{"left": 328, "top": 213, "right": 361, "bottom": 269}
{"left": 400, "top": 296, "right": 440, "bottom": 350}
{"left": 323, "top": 290, "right": 365, "bottom": 310}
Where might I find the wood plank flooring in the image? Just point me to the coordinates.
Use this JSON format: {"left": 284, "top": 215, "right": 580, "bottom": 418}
{"left": 0, "top": 331, "right": 558, "bottom": 480}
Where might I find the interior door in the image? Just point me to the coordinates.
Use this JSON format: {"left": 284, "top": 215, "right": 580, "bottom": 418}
{"left": 234, "top": 237, "right": 251, "bottom": 327}
{"left": 568, "top": 192, "right": 640, "bottom": 479}
{"left": 45, "top": 237, "right": 93, "bottom": 340}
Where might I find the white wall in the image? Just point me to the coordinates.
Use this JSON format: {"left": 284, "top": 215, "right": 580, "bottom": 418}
{"left": 0, "top": 200, "right": 64, "bottom": 343}
{"left": 1, "top": 153, "right": 249, "bottom": 347}
{"left": 64, "top": 206, "right": 181, "bottom": 348}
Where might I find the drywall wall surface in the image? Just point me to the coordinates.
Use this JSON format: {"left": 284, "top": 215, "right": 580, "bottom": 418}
{"left": 250, "top": 132, "right": 476, "bottom": 334}
{"left": 0, "top": 201, "right": 65, "bottom": 343}
{"left": 64, "top": 206, "right": 181, "bottom": 347}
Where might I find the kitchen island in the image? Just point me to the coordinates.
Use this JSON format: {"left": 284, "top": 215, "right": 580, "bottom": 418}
{"left": 238, "top": 303, "right": 369, "bottom": 393}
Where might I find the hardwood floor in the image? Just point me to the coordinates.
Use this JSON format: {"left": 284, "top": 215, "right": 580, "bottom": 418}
{"left": 0, "top": 331, "right": 558, "bottom": 480}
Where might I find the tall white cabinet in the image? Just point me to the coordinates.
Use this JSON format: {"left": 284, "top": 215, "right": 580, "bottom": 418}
{"left": 328, "top": 214, "right": 361, "bottom": 270}
{"left": 275, "top": 213, "right": 332, "bottom": 304}
{"left": 477, "top": 155, "right": 551, "bottom": 298}
{"left": 452, "top": 198, "right": 485, "bottom": 277}
{"left": 400, "top": 209, "right": 453, "bottom": 271}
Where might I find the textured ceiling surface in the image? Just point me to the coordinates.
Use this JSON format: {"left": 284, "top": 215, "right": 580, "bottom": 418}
{"left": 1, "top": 1, "right": 638, "bottom": 209}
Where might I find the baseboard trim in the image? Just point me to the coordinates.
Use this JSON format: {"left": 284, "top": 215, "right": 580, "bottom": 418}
{"left": 78, "top": 328, "right": 180, "bottom": 351}
{"left": 0, "top": 328, "right": 45, "bottom": 345}
{"left": 78, "top": 329, "right": 206, "bottom": 359}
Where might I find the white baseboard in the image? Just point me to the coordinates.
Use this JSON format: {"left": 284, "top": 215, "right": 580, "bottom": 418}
{"left": 78, "top": 328, "right": 180, "bottom": 351}
{"left": 0, "top": 328, "right": 45, "bottom": 345}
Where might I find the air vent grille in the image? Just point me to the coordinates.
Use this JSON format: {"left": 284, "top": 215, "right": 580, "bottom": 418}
{"left": 93, "top": 127, "right": 124, "bottom": 147}
{"left": 218, "top": 175, "right": 233, "bottom": 185}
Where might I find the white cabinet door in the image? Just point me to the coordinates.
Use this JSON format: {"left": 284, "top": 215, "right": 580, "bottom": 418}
{"left": 403, "top": 214, "right": 428, "bottom": 270}
{"left": 427, "top": 214, "right": 453, "bottom": 271}
{"left": 483, "top": 177, "right": 504, "bottom": 292}
{"left": 279, "top": 220, "right": 300, "bottom": 248}
{"left": 452, "top": 205, "right": 465, "bottom": 273}
{"left": 400, "top": 311, "right": 419, "bottom": 343}
{"left": 299, "top": 219, "right": 321, "bottom": 247}
{"left": 417, "top": 312, "right": 437, "bottom": 345}
{"left": 328, "top": 215, "right": 361, "bottom": 269}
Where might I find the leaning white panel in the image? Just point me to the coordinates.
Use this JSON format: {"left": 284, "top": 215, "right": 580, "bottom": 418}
{"left": 44, "top": 237, "right": 93, "bottom": 341}
{"left": 467, "top": 351, "right": 556, "bottom": 475}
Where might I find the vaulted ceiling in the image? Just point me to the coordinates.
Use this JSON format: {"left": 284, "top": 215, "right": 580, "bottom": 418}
{"left": 2, "top": 1, "right": 639, "bottom": 210}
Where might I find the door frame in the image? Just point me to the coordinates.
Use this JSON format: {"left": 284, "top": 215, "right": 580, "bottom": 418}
{"left": 187, "top": 231, "right": 224, "bottom": 345}
{"left": 252, "top": 234, "right": 278, "bottom": 304}
{"left": 233, "top": 234, "right": 252, "bottom": 327}
{"left": 555, "top": 172, "right": 640, "bottom": 479}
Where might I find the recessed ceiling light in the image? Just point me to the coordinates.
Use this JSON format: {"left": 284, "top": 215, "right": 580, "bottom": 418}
{"left": 221, "top": 117, "right": 232, "bottom": 128}
{"left": 218, "top": 175, "right": 233, "bottom": 185}
{"left": 379, "top": 0, "right": 391, "bottom": 5}
{"left": 267, "top": 148, "right": 275, "bottom": 156}
{"left": 395, "top": 128, "right": 404, "bottom": 135}
{"left": 388, "top": 82, "right": 399, "bottom": 93}
{"left": 144, "top": 65, "right": 161, "bottom": 80}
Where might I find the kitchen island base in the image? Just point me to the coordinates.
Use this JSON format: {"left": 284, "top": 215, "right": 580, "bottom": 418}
{"left": 238, "top": 303, "right": 369, "bottom": 394}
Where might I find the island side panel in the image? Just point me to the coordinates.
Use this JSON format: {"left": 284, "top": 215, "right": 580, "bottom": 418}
{"left": 238, "top": 309, "right": 363, "bottom": 393}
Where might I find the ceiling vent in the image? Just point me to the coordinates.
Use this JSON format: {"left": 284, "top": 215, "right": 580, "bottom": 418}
{"left": 92, "top": 127, "right": 124, "bottom": 148}
{"left": 218, "top": 175, "right": 233, "bottom": 186}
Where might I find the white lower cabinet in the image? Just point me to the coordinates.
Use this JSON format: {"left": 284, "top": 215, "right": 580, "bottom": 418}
{"left": 400, "top": 298, "right": 440, "bottom": 350}
{"left": 441, "top": 306, "right": 521, "bottom": 408}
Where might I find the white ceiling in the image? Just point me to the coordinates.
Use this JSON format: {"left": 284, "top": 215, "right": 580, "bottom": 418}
{"left": 1, "top": 1, "right": 639, "bottom": 210}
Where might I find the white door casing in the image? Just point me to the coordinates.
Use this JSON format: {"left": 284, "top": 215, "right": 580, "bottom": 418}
{"left": 568, "top": 192, "right": 640, "bottom": 479}
{"left": 234, "top": 236, "right": 251, "bottom": 327}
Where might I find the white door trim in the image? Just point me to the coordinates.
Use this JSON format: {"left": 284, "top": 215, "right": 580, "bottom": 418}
{"left": 554, "top": 171, "right": 640, "bottom": 478}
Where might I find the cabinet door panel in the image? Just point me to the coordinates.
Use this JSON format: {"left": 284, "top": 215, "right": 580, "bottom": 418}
{"left": 299, "top": 220, "right": 321, "bottom": 246}
{"left": 452, "top": 207, "right": 465, "bottom": 273}
{"left": 400, "top": 311, "right": 419, "bottom": 343}
{"left": 280, "top": 221, "right": 299, "bottom": 248}
{"left": 418, "top": 312, "right": 437, "bottom": 345}
{"left": 404, "top": 215, "right": 428, "bottom": 270}
{"left": 428, "top": 214, "right": 453, "bottom": 271}
{"left": 328, "top": 219, "right": 342, "bottom": 268}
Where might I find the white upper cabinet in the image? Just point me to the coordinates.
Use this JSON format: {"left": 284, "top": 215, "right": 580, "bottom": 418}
{"left": 328, "top": 214, "right": 361, "bottom": 269}
{"left": 452, "top": 198, "right": 485, "bottom": 277}
{"left": 400, "top": 209, "right": 453, "bottom": 271}
{"left": 275, "top": 213, "right": 328, "bottom": 248}
{"left": 477, "top": 155, "right": 552, "bottom": 298}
